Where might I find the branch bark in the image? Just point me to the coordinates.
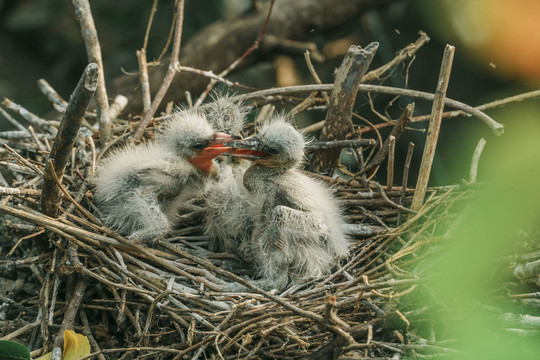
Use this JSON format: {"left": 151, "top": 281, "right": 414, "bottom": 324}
{"left": 308, "top": 42, "right": 379, "bottom": 175}
{"left": 40, "top": 63, "right": 98, "bottom": 217}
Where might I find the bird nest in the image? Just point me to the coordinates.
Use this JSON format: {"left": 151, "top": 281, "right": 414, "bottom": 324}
{"left": 0, "top": 81, "right": 481, "bottom": 360}
{"left": 1, "top": 9, "right": 537, "bottom": 358}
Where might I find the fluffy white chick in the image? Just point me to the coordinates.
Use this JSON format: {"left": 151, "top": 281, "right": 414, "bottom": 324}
{"left": 93, "top": 109, "right": 232, "bottom": 242}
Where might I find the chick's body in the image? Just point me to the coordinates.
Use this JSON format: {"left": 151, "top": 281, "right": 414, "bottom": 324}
{"left": 94, "top": 110, "right": 229, "bottom": 242}
{"left": 230, "top": 118, "right": 350, "bottom": 290}
{"left": 202, "top": 95, "right": 253, "bottom": 255}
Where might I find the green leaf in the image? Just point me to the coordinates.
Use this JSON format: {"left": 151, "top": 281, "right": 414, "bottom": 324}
{"left": 0, "top": 340, "right": 31, "bottom": 360}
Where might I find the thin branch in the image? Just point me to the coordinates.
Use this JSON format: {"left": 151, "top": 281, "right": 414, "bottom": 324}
{"left": 362, "top": 31, "right": 430, "bottom": 83}
{"left": 132, "top": 0, "right": 185, "bottom": 143}
{"left": 37, "top": 79, "right": 68, "bottom": 111}
{"left": 411, "top": 45, "right": 455, "bottom": 211}
{"left": 304, "top": 138, "right": 376, "bottom": 151}
{"left": 143, "top": 0, "right": 159, "bottom": 51}
{"left": 397, "top": 142, "right": 415, "bottom": 225}
{"left": 0, "top": 107, "right": 28, "bottom": 132}
{"left": 232, "top": 83, "right": 504, "bottom": 135}
{"left": 72, "top": 0, "right": 111, "bottom": 143}
{"left": 137, "top": 50, "right": 152, "bottom": 113}
{"left": 469, "top": 138, "right": 487, "bottom": 183}
{"left": 193, "top": 0, "right": 276, "bottom": 107}
{"left": 361, "top": 102, "right": 414, "bottom": 176}
{"left": 51, "top": 277, "right": 87, "bottom": 360}
{"left": 2, "top": 98, "right": 57, "bottom": 134}
{"left": 387, "top": 135, "right": 396, "bottom": 191}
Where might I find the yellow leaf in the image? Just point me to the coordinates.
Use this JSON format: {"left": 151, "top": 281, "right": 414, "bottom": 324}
{"left": 62, "top": 330, "right": 91, "bottom": 360}
{"left": 33, "top": 330, "right": 91, "bottom": 360}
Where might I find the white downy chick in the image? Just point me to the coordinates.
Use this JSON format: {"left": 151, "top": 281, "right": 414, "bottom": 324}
{"left": 226, "top": 116, "right": 350, "bottom": 290}
{"left": 201, "top": 94, "right": 253, "bottom": 255}
{"left": 93, "top": 109, "right": 232, "bottom": 242}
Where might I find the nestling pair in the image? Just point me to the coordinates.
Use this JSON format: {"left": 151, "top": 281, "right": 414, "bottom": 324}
{"left": 93, "top": 95, "right": 350, "bottom": 290}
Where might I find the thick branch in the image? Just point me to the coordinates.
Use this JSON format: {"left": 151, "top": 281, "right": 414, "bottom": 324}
{"left": 308, "top": 42, "right": 379, "bottom": 175}
{"left": 40, "top": 63, "right": 98, "bottom": 217}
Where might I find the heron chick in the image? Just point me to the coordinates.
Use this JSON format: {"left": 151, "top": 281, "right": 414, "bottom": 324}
{"left": 226, "top": 116, "right": 350, "bottom": 290}
{"left": 202, "top": 95, "right": 254, "bottom": 255}
{"left": 93, "top": 109, "right": 233, "bottom": 242}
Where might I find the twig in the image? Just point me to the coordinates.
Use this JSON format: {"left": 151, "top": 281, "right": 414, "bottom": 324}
{"left": 3, "top": 144, "right": 44, "bottom": 176}
{"left": 72, "top": 0, "right": 111, "bottom": 144}
{"left": 387, "top": 135, "right": 396, "bottom": 191}
{"left": 175, "top": 65, "right": 236, "bottom": 87}
{"left": 40, "top": 63, "right": 98, "bottom": 217}
{"left": 132, "top": 0, "right": 185, "bottom": 143}
{"left": 37, "top": 79, "right": 68, "bottom": 111}
{"left": 109, "top": 95, "right": 128, "bottom": 119}
{"left": 80, "top": 310, "right": 107, "bottom": 360}
{"left": 137, "top": 50, "right": 152, "bottom": 114}
{"left": 411, "top": 45, "right": 455, "bottom": 211}
{"left": 469, "top": 138, "right": 486, "bottom": 183}
{"left": 153, "top": 240, "right": 352, "bottom": 339}
{"left": 0, "top": 186, "right": 41, "bottom": 197}
{"left": 2, "top": 98, "right": 57, "bottom": 134}
{"left": 143, "top": 0, "right": 159, "bottom": 51}
{"left": 193, "top": 0, "right": 276, "bottom": 107}
{"left": 0, "top": 106, "right": 28, "bottom": 132}
{"left": 324, "top": 296, "right": 351, "bottom": 328}
{"left": 308, "top": 42, "right": 379, "bottom": 175}
{"left": 304, "top": 50, "right": 330, "bottom": 104}
{"left": 51, "top": 277, "right": 87, "bottom": 360}
{"left": 409, "top": 89, "right": 540, "bottom": 125}
{"left": 397, "top": 142, "right": 415, "bottom": 225}
{"left": 372, "top": 181, "right": 417, "bottom": 214}
{"left": 361, "top": 103, "right": 414, "bottom": 176}
{"left": 233, "top": 83, "right": 503, "bottom": 135}
{"left": 304, "top": 138, "right": 376, "bottom": 150}
{"left": 362, "top": 31, "right": 430, "bottom": 83}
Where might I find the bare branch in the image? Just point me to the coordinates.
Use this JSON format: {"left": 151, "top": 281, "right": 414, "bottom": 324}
{"left": 308, "top": 42, "right": 379, "bottom": 175}
{"left": 132, "top": 0, "right": 185, "bottom": 143}
{"left": 40, "top": 63, "right": 98, "bottom": 217}
{"left": 72, "top": 0, "right": 111, "bottom": 143}
{"left": 411, "top": 45, "right": 455, "bottom": 211}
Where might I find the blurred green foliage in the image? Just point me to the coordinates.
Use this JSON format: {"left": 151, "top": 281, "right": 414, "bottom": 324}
{"left": 427, "top": 103, "right": 540, "bottom": 359}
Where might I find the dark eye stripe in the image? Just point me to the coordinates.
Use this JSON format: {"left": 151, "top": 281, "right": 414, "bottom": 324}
{"left": 192, "top": 139, "right": 210, "bottom": 150}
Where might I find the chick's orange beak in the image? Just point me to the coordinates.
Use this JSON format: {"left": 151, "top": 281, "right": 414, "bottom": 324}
{"left": 188, "top": 132, "right": 235, "bottom": 173}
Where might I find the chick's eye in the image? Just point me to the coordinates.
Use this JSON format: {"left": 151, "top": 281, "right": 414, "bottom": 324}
{"left": 192, "top": 140, "right": 209, "bottom": 150}
{"left": 263, "top": 146, "right": 279, "bottom": 155}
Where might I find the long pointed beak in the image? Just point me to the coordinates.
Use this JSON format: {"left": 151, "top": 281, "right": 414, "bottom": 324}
{"left": 188, "top": 132, "right": 236, "bottom": 173}
{"left": 223, "top": 136, "right": 270, "bottom": 160}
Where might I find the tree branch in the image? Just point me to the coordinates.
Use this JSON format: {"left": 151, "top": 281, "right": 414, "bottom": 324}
{"left": 72, "top": 0, "right": 111, "bottom": 144}
{"left": 40, "top": 63, "right": 98, "bottom": 217}
{"left": 308, "top": 42, "right": 378, "bottom": 175}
